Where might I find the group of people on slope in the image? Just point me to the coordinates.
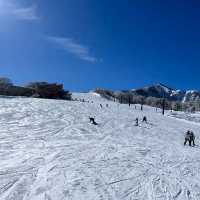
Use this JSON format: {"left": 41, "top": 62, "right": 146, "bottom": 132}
{"left": 184, "top": 130, "right": 195, "bottom": 147}
{"left": 90, "top": 112, "right": 197, "bottom": 147}
{"left": 135, "top": 117, "right": 196, "bottom": 147}
{"left": 135, "top": 116, "right": 147, "bottom": 126}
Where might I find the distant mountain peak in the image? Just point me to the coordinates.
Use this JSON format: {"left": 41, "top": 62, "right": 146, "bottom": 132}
{"left": 155, "top": 83, "right": 174, "bottom": 91}
{"left": 95, "top": 84, "right": 200, "bottom": 103}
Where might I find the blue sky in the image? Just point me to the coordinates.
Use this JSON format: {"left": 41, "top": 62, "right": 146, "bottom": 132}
{"left": 0, "top": 0, "right": 200, "bottom": 91}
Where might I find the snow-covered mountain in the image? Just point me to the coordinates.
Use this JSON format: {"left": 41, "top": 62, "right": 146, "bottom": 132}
{"left": 132, "top": 83, "right": 200, "bottom": 102}
{"left": 182, "top": 90, "right": 200, "bottom": 102}
{"left": 95, "top": 84, "right": 200, "bottom": 103}
{"left": 0, "top": 93, "right": 200, "bottom": 199}
{"left": 132, "top": 83, "right": 175, "bottom": 99}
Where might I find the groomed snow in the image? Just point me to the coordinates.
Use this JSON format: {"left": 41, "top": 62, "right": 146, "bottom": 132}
{"left": 0, "top": 93, "right": 200, "bottom": 199}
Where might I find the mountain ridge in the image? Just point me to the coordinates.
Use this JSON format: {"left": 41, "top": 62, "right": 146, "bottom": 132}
{"left": 95, "top": 83, "right": 200, "bottom": 103}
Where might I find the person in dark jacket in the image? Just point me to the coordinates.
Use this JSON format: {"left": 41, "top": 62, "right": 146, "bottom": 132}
{"left": 190, "top": 130, "right": 195, "bottom": 146}
{"left": 184, "top": 130, "right": 191, "bottom": 146}
{"left": 184, "top": 130, "right": 195, "bottom": 146}
{"left": 89, "top": 117, "right": 98, "bottom": 125}
{"left": 142, "top": 116, "right": 147, "bottom": 123}
{"left": 135, "top": 118, "right": 139, "bottom": 126}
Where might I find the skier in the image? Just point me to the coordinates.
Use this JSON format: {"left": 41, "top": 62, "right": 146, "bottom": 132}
{"left": 190, "top": 130, "right": 195, "bottom": 146}
{"left": 100, "top": 104, "right": 103, "bottom": 108}
{"left": 142, "top": 116, "right": 147, "bottom": 123}
{"left": 135, "top": 118, "right": 139, "bottom": 126}
{"left": 184, "top": 130, "right": 195, "bottom": 146}
{"left": 184, "top": 130, "right": 191, "bottom": 146}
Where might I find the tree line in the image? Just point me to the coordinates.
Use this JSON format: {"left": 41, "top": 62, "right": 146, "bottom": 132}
{"left": 95, "top": 88, "right": 200, "bottom": 112}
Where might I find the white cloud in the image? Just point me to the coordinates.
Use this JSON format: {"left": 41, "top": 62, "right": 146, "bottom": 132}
{"left": 0, "top": 0, "right": 38, "bottom": 21}
{"left": 12, "top": 5, "right": 38, "bottom": 20}
{"left": 48, "top": 36, "right": 98, "bottom": 63}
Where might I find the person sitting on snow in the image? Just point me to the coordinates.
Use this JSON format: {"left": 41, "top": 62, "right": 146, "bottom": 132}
{"left": 89, "top": 117, "right": 98, "bottom": 125}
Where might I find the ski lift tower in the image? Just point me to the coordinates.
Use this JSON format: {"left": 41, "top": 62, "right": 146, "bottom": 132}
{"left": 162, "top": 92, "right": 165, "bottom": 115}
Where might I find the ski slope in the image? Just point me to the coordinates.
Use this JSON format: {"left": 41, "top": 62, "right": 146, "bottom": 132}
{"left": 0, "top": 93, "right": 200, "bottom": 200}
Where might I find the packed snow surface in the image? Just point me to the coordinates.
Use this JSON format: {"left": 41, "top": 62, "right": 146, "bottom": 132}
{"left": 0, "top": 93, "right": 200, "bottom": 200}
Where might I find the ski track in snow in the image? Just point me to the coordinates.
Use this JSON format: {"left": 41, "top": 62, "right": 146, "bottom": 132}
{"left": 0, "top": 93, "right": 199, "bottom": 199}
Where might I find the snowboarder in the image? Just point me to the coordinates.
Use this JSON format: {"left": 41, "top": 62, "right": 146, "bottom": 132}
{"left": 89, "top": 117, "right": 98, "bottom": 125}
{"left": 142, "top": 116, "right": 147, "bottom": 123}
{"left": 135, "top": 118, "right": 139, "bottom": 126}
